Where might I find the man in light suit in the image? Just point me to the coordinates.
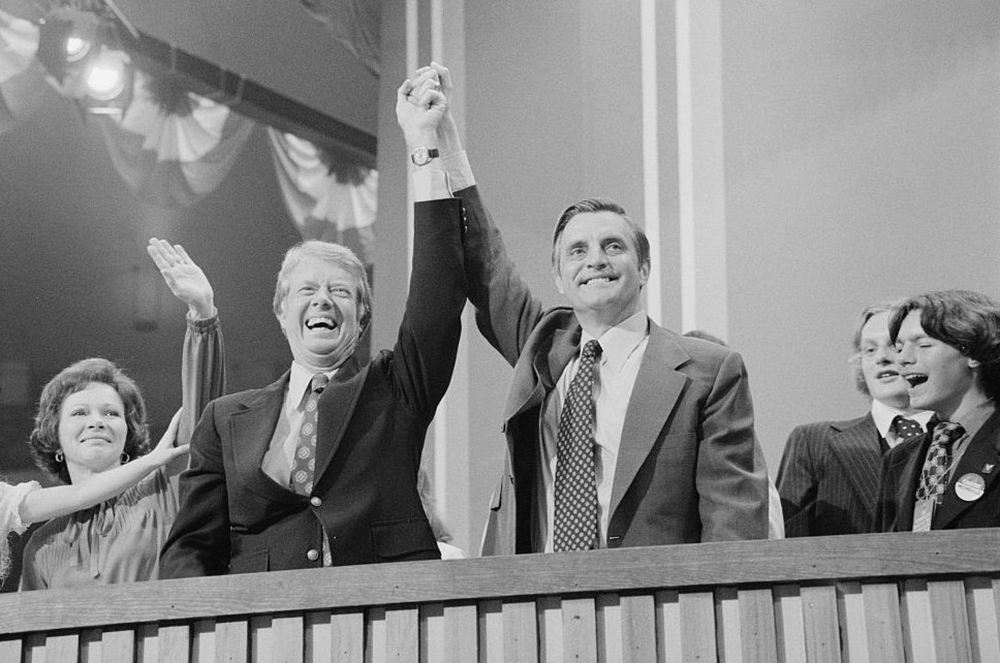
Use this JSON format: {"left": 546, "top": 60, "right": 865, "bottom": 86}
{"left": 777, "top": 303, "right": 933, "bottom": 536}
{"left": 409, "top": 64, "right": 768, "bottom": 554}
{"left": 159, "top": 76, "right": 467, "bottom": 576}
{"left": 877, "top": 290, "right": 1000, "bottom": 532}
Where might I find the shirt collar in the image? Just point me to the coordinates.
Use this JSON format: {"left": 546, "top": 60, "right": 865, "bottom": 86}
{"left": 581, "top": 310, "right": 649, "bottom": 374}
{"left": 870, "top": 398, "right": 935, "bottom": 438}
{"left": 289, "top": 361, "right": 337, "bottom": 408}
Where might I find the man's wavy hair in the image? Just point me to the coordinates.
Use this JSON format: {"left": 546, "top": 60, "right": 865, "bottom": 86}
{"left": 272, "top": 240, "right": 373, "bottom": 337}
{"left": 888, "top": 290, "right": 1000, "bottom": 402}
{"left": 550, "top": 198, "right": 651, "bottom": 276}
{"left": 29, "top": 358, "right": 149, "bottom": 485}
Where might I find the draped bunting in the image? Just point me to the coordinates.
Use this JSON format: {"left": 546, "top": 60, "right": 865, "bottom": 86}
{"left": 267, "top": 128, "right": 377, "bottom": 265}
{"left": 0, "top": 7, "right": 378, "bottom": 249}
{"left": 0, "top": 9, "right": 47, "bottom": 134}
{"left": 94, "top": 69, "right": 255, "bottom": 209}
{"left": 299, "top": 0, "right": 380, "bottom": 76}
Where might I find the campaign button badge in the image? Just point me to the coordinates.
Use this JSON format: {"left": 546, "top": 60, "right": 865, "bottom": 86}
{"left": 954, "top": 473, "right": 986, "bottom": 502}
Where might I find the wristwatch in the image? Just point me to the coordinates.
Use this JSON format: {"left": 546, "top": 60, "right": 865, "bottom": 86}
{"left": 410, "top": 147, "right": 440, "bottom": 166}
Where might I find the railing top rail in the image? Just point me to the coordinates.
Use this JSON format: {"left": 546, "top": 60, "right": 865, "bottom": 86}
{"left": 2, "top": 529, "right": 998, "bottom": 635}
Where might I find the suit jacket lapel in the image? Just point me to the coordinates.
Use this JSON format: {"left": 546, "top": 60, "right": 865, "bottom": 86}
{"left": 827, "top": 416, "right": 882, "bottom": 518}
{"left": 313, "top": 357, "right": 368, "bottom": 481}
{"left": 504, "top": 324, "right": 579, "bottom": 424}
{"left": 230, "top": 372, "right": 290, "bottom": 495}
{"left": 934, "top": 410, "right": 1000, "bottom": 528}
{"left": 609, "top": 324, "right": 690, "bottom": 519}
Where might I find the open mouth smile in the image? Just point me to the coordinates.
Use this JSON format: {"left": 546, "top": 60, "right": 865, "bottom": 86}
{"left": 305, "top": 317, "right": 338, "bottom": 331}
{"left": 904, "top": 373, "right": 929, "bottom": 387}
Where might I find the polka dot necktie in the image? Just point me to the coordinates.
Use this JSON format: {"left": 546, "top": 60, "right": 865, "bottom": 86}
{"left": 891, "top": 415, "right": 924, "bottom": 443}
{"left": 290, "top": 373, "right": 329, "bottom": 495}
{"left": 915, "top": 421, "right": 965, "bottom": 504}
{"left": 553, "top": 339, "right": 602, "bottom": 552}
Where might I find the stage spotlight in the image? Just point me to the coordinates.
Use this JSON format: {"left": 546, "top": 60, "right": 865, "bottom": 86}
{"left": 36, "top": 7, "right": 134, "bottom": 114}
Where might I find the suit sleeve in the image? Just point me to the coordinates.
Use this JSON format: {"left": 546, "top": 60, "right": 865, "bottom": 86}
{"left": 389, "top": 197, "right": 468, "bottom": 415}
{"left": 456, "top": 185, "right": 546, "bottom": 366}
{"left": 776, "top": 426, "right": 819, "bottom": 537}
{"left": 159, "top": 399, "right": 232, "bottom": 578}
{"left": 696, "top": 350, "right": 770, "bottom": 541}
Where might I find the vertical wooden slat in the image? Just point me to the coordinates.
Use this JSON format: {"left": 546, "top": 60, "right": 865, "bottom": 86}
{"left": 595, "top": 593, "right": 620, "bottom": 663}
{"left": 367, "top": 607, "right": 387, "bottom": 663}
{"left": 252, "top": 615, "right": 273, "bottom": 663}
{"left": 191, "top": 619, "right": 217, "bottom": 663}
{"left": 738, "top": 587, "right": 777, "bottom": 663}
{"left": 773, "top": 585, "right": 805, "bottom": 663}
{"left": 270, "top": 614, "right": 305, "bottom": 663}
{"left": 537, "top": 595, "right": 563, "bottom": 663}
{"left": 0, "top": 638, "right": 23, "bottom": 663}
{"left": 619, "top": 594, "right": 656, "bottom": 663}
{"left": 305, "top": 611, "right": 332, "bottom": 663}
{"left": 330, "top": 610, "right": 365, "bottom": 663}
{"left": 965, "top": 576, "right": 1000, "bottom": 663}
{"left": 215, "top": 618, "right": 248, "bottom": 663}
{"left": 655, "top": 589, "right": 682, "bottom": 663}
{"left": 679, "top": 591, "right": 716, "bottom": 662}
{"left": 901, "top": 579, "right": 936, "bottom": 663}
{"left": 715, "top": 587, "right": 742, "bottom": 663}
{"left": 419, "top": 602, "right": 444, "bottom": 663}
{"left": 501, "top": 600, "right": 537, "bottom": 663}
{"left": 800, "top": 585, "right": 840, "bottom": 663}
{"left": 136, "top": 623, "right": 158, "bottom": 663}
{"left": 24, "top": 633, "right": 46, "bottom": 663}
{"left": 79, "top": 627, "right": 101, "bottom": 663}
{"left": 862, "top": 582, "right": 905, "bottom": 663}
{"left": 477, "top": 599, "right": 503, "bottom": 663}
{"left": 837, "top": 581, "right": 869, "bottom": 663}
{"left": 385, "top": 606, "right": 418, "bottom": 663}
{"left": 928, "top": 579, "right": 973, "bottom": 663}
{"left": 561, "top": 597, "right": 597, "bottom": 663}
{"left": 100, "top": 628, "right": 135, "bottom": 663}
{"left": 43, "top": 633, "right": 79, "bottom": 662}
{"left": 443, "top": 604, "right": 478, "bottom": 663}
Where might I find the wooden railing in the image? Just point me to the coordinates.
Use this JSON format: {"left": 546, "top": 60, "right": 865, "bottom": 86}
{"left": 1, "top": 529, "right": 998, "bottom": 662}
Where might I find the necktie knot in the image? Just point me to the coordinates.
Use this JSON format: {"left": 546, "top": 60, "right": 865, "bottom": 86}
{"left": 932, "top": 421, "right": 965, "bottom": 447}
{"left": 891, "top": 415, "right": 924, "bottom": 442}
{"left": 311, "top": 373, "right": 329, "bottom": 394}
{"left": 581, "top": 339, "right": 602, "bottom": 364}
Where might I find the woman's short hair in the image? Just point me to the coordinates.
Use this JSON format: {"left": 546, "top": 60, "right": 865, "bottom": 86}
{"left": 29, "top": 358, "right": 149, "bottom": 485}
{"left": 888, "top": 290, "right": 1000, "bottom": 401}
{"left": 272, "top": 240, "right": 373, "bottom": 336}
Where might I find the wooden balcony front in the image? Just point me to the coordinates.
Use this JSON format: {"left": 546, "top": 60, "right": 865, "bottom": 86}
{"left": 2, "top": 529, "right": 998, "bottom": 662}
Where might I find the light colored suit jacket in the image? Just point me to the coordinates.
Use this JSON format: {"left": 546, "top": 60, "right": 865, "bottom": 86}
{"left": 456, "top": 186, "right": 769, "bottom": 555}
{"left": 777, "top": 415, "right": 883, "bottom": 536}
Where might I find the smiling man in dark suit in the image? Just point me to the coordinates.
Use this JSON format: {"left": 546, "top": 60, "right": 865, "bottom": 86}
{"left": 877, "top": 290, "right": 1000, "bottom": 532}
{"left": 777, "top": 303, "right": 934, "bottom": 536}
{"left": 408, "top": 63, "right": 769, "bottom": 554}
{"left": 159, "top": 74, "right": 467, "bottom": 577}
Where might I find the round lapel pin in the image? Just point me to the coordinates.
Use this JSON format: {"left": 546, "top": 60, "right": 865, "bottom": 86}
{"left": 954, "top": 473, "right": 986, "bottom": 502}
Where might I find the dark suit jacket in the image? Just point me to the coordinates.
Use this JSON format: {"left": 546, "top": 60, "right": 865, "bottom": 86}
{"left": 877, "top": 410, "right": 1000, "bottom": 532}
{"left": 455, "top": 185, "right": 768, "bottom": 556}
{"left": 159, "top": 198, "right": 467, "bottom": 577}
{"left": 776, "top": 415, "right": 885, "bottom": 536}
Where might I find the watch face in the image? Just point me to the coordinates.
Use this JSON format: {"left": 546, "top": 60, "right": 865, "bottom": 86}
{"left": 411, "top": 147, "right": 430, "bottom": 166}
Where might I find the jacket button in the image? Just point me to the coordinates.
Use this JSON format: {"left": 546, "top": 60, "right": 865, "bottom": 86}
{"left": 310, "top": 496, "right": 322, "bottom": 507}
{"left": 306, "top": 549, "right": 320, "bottom": 561}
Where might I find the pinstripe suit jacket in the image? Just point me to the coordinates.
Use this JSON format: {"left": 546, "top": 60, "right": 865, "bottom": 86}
{"left": 776, "top": 415, "right": 884, "bottom": 536}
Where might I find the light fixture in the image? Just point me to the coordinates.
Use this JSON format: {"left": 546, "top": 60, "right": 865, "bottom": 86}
{"left": 35, "top": 5, "right": 134, "bottom": 114}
